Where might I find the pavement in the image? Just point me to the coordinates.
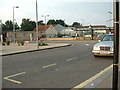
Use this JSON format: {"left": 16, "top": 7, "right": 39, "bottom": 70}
{"left": 1, "top": 41, "right": 120, "bottom": 89}
{"left": 1, "top": 42, "right": 71, "bottom": 56}
{"left": 95, "top": 70, "right": 120, "bottom": 89}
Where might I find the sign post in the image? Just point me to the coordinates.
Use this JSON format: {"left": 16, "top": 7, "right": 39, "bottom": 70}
{"left": 113, "top": 0, "right": 119, "bottom": 89}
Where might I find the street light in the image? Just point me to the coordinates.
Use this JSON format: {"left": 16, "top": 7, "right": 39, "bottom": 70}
{"left": 0, "top": 20, "right": 2, "bottom": 32}
{"left": 13, "top": 6, "right": 19, "bottom": 43}
{"left": 42, "top": 15, "right": 49, "bottom": 25}
{"left": 42, "top": 15, "right": 49, "bottom": 37}
{"left": 64, "top": 19, "right": 65, "bottom": 36}
{"left": 36, "top": 0, "right": 39, "bottom": 49}
{"left": 81, "top": 19, "right": 84, "bottom": 26}
{"left": 108, "top": 11, "right": 112, "bottom": 27}
{"left": 0, "top": 20, "right": 3, "bottom": 43}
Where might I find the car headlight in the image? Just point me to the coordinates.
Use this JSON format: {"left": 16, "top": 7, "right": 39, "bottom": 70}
{"left": 93, "top": 46, "right": 100, "bottom": 50}
{"left": 111, "top": 47, "right": 114, "bottom": 51}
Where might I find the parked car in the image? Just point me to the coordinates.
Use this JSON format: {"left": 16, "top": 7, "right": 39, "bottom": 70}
{"left": 84, "top": 35, "right": 91, "bottom": 37}
{"left": 92, "top": 34, "right": 114, "bottom": 56}
{"left": 62, "top": 36, "right": 73, "bottom": 38}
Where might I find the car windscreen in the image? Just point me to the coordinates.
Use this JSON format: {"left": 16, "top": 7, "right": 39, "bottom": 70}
{"left": 102, "top": 35, "right": 114, "bottom": 41}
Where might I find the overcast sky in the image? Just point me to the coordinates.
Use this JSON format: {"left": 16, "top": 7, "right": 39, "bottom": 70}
{"left": 1, "top": 0, "right": 114, "bottom": 26}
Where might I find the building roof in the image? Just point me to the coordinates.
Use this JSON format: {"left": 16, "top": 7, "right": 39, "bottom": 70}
{"left": 82, "top": 25, "right": 106, "bottom": 28}
{"left": 33, "top": 25, "right": 51, "bottom": 31}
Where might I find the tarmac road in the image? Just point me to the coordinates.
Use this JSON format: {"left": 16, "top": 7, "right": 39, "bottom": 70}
{"left": 2, "top": 42, "right": 113, "bottom": 88}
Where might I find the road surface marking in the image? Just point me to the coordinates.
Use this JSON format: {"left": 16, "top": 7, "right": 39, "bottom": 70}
{"left": 42, "top": 63, "right": 56, "bottom": 68}
{"left": 86, "top": 44, "right": 89, "bottom": 46}
{"left": 4, "top": 78, "right": 22, "bottom": 84}
{"left": 66, "top": 58, "right": 77, "bottom": 61}
{"left": 4, "top": 72, "right": 26, "bottom": 84}
{"left": 72, "top": 64, "right": 113, "bottom": 89}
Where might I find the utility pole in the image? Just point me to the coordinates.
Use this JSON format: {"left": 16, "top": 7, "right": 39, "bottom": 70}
{"left": 13, "top": 6, "right": 19, "bottom": 43}
{"left": 113, "top": 0, "right": 119, "bottom": 89}
{"left": 64, "top": 19, "right": 65, "bottom": 36}
{"left": 42, "top": 15, "right": 49, "bottom": 37}
{"left": 0, "top": 20, "right": 3, "bottom": 43}
{"left": 108, "top": 11, "right": 112, "bottom": 27}
{"left": 36, "top": 0, "right": 39, "bottom": 49}
{"left": 81, "top": 19, "right": 84, "bottom": 26}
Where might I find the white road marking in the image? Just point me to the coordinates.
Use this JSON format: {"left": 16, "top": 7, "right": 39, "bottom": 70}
{"left": 4, "top": 78, "right": 22, "bottom": 84}
{"left": 42, "top": 63, "right": 56, "bottom": 68}
{"left": 55, "top": 69, "right": 58, "bottom": 71}
{"left": 4, "top": 72, "right": 26, "bottom": 84}
{"left": 86, "top": 44, "right": 89, "bottom": 46}
{"left": 66, "top": 58, "right": 77, "bottom": 61}
{"left": 72, "top": 64, "right": 113, "bottom": 89}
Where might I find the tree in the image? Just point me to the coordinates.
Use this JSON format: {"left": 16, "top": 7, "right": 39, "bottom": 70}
{"left": 3, "top": 20, "right": 13, "bottom": 31}
{"left": 15, "top": 23, "right": 19, "bottom": 30}
{"left": 38, "top": 20, "right": 45, "bottom": 25}
{"left": 47, "top": 19, "right": 56, "bottom": 25}
{"left": 47, "top": 19, "right": 68, "bottom": 27}
{"left": 72, "top": 22, "right": 82, "bottom": 28}
{"left": 56, "top": 19, "right": 65, "bottom": 26}
{"left": 2, "top": 20, "right": 19, "bottom": 31}
{"left": 21, "top": 18, "right": 36, "bottom": 31}
{"left": 2, "top": 24, "right": 6, "bottom": 31}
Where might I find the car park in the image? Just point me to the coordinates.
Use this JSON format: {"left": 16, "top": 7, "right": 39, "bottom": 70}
{"left": 92, "top": 34, "right": 114, "bottom": 56}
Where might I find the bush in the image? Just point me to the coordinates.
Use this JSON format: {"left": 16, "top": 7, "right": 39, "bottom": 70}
{"left": 39, "top": 43, "right": 48, "bottom": 46}
{"left": 6, "top": 41, "right": 10, "bottom": 45}
{"left": 21, "top": 41, "right": 24, "bottom": 45}
{"left": 17, "top": 40, "right": 25, "bottom": 46}
{"left": 2, "top": 42, "right": 5, "bottom": 46}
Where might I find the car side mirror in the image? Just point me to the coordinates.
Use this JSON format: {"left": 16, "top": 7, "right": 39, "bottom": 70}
{"left": 98, "top": 40, "right": 101, "bottom": 42}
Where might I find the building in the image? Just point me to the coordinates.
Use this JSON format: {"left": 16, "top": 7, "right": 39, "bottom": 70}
{"left": 33, "top": 25, "right": 58, "bottom": 38}
{"left": 53, "top": 24, "right": 76, "bottom": 36}
{"left": 74, "top": 25, "right": 114, "bottom": 37}
{"left": 53, "top": 24, "right": 65, "bottom": 34}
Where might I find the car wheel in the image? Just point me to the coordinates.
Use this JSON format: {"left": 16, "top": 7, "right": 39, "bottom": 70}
{"left": 94, "top": 55, "right": 98, "bottom": 57}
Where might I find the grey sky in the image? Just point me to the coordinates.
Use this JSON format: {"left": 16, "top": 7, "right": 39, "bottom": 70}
{"left": 1, "top": 0, "right": 113, "bottom": 26}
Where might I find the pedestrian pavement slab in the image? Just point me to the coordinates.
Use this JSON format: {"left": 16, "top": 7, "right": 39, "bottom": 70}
{"left": 1, "top": 43, "right": 71, "bottom": 56}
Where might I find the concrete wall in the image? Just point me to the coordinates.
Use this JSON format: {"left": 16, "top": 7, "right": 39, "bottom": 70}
{"left": 6, "top": 26, "right": 58, "bottom": 41}
{"left": 6, "top": 31, "right": 42, "bottom": 41}
{"left": 47, "top": 37, "right": 101, "bottom": 40}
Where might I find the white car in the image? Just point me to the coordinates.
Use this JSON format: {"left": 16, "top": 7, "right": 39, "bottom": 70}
{"left": 92, "top": 34, "right": 114, "bottom": 56}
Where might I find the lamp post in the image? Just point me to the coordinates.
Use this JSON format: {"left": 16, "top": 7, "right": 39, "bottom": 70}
{"left": 13, "top": 6, "right": 19, "bottom": 43}
{"left": 0, "top": 20, "right": 3, "bottom": 43}
{"left": 64, "top": 19, "right": 65, "bottom": 36}
{"left": 0, "top": 20, "right": 2, "bottom": 31}
{"left": 108, "top": 11, "right": 112, "bottom": 27}
{"left": 81, "top": 19, "right": 84, "bottom": 26}
{"left": 42, "top": 15, "right": 49, "bottom": 25}
{"left": 89, "top": 25, "right": 94, "bottom": 40}
{"left": 36, "top": 0, "right": 39, "bottom": 49}
{"left": 42, "top": 15, "right": 49, "bottom": 37}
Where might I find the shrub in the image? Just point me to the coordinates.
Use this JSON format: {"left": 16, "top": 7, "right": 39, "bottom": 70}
{"left": 2, "top": 42, "right": 5, "bottom": 46}
{"left": 39, "top": 43, "right": 48, "bottom": 46}
{"left": 21, "top": 41, "right": 24, "bottom": 45}
{"left": 17, "top": 40, "right": 25, "bottom": 46}
{"left": 6, "top": 41, "right": 10, "bottom": 45}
